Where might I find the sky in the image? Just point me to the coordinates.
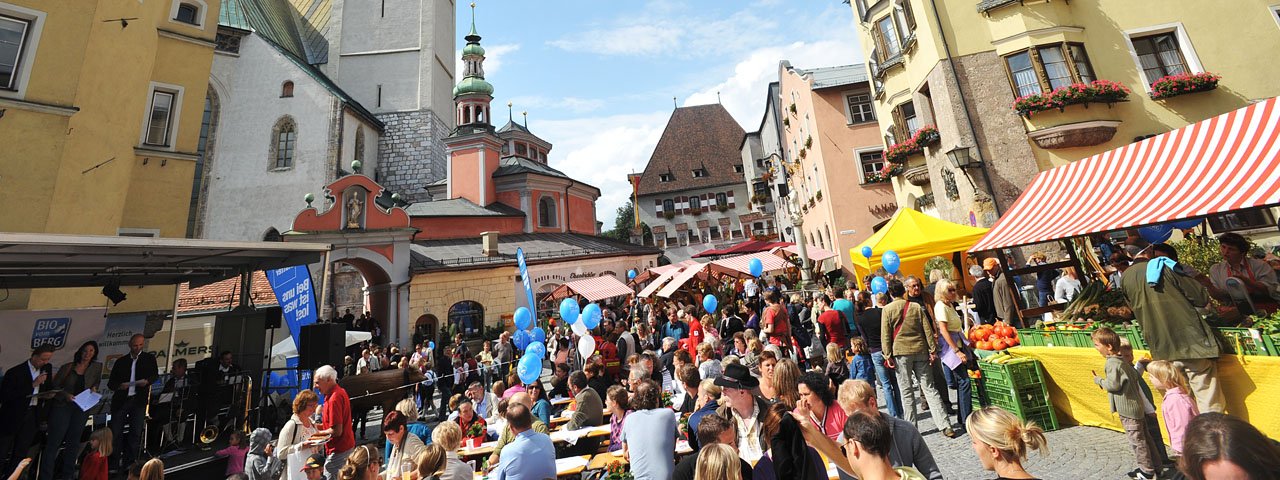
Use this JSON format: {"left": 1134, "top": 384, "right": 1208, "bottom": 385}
{"left": 459, "top": 0, "right": 866, "bottom": 224}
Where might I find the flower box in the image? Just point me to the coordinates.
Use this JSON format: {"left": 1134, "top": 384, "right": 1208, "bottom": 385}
{"left": 879, "top": 162, "right": 905, "bottom": 178}
{"left": 662, "top": 211, "right": 675, "bottom": 220}
{"left": 815, "top": 190, "right": 823, "bottom": 201}
{"left": 884, "top": 125, "right": 940, "bottom": 163}
{"left": 1013, "top": 80, "right": 1130, "bottom": 117}
{"left": 1150, "top": 72, "right": 1220, "bottom": 100}
{"left": 863, "top": 170, "right": 892, "bottom": 184}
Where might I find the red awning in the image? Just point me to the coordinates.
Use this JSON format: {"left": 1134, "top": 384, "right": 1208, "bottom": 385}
{"left": 708, "top": 251, "right": 792, "bottom": 277}
{"left": 549, "top": 275, "right": 634, "bottom": 302}
{"left": 971, "top": 97, "right": 1280, "bottom": 252}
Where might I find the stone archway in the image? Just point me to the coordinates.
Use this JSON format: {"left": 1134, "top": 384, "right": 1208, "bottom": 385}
{"left": 327, "top": 249, "right": 396, "bottom": 343}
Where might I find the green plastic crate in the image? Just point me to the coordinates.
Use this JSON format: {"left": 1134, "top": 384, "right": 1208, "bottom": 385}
{"left": 979, "top": 358, "right": 1044, "bottom": 387}
{"left": 1019, "top": 405, "right": 1061, "bottom": 431}
{"left": 1017, "top": 329, "right": 1049, "bottom": 347}
{"left": 970, "top": 376, "right": 985, "bottom": 407}
{"left": 984, "top": 382, "right": 1051, "bottom": 412}
{"left": 1114, "top": 326, "right": 1148, "bottom": 350}
{"left": 1216, "top": 328, "right": 1279, "bottom": 356}
{"left": 1049, "top": 329, "right": 1095, "bottom": 348}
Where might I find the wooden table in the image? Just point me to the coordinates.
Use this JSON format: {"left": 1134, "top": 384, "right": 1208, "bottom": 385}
{"left": 550, "top": 396, "right": 573, "bottom": 407}
{"left": 550, "top": 410, "right": 612, "bottom": 429}
{"left": 586, "top": 440, "right": 694, "bottom": 470}
{"left": 548, "top": 424, "right": 610, "bottom": 444}
{"left": 457, "top": 440, "right": 498, "bottom": 459}
{"left": 470, "top": 455, "right": 591, "bottom": 480}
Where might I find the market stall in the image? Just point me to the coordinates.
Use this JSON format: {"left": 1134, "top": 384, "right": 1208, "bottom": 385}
{"left": 849, "top": 208, "right": 990, "bottom": 284}
{"left": 545, "top": 275, "right": 635, "bottom": 302}
{"left": 966, "top": 98, "right": 1280, "bottom": 440}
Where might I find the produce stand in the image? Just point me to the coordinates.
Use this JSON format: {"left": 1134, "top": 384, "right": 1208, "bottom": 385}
{"left": 963, "top": 98, "right": 1280, "bottom": 440}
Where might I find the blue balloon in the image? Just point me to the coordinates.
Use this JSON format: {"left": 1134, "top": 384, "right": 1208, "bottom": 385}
{"left": 1170, "top": 218, "right": 1202, "bottom": 230}
{"left": 531, "top": 326, "right": 546, "bottom": 344}
{"left": 516, "top": 353, "right": 541, "bottom": 385}
{"left": 870, "top": 276, "right": 888, "bottom": 295}
{"left": 525, "top": 341, "right": 546, "bottom": 360}
{"left": 581, "top": 303, "right": 602, "bottom": 329}
{"left": 702, "top": 294, "right": 719, "bottom": 313}
{"left": 627, "top": 269, "right": 637, "bottom": 280}
{"left": 513, "top": 330, "right": 531, "bottom": 350}
{"left": 749, "top": 258, "right": 764, "bottom": 277}
{"left": 1139, "top": 224, "right": 1174, "bottom": 243}
{"left": 428, "top": 341, "right": 435, "bottom": 350}
{"left": 882, "top": 250, "right": 901, "bottom": 275}
{"left": 513, "top": 307, "right": 533, "bottom": 331}
{"left": 559, "top": 298, "right": 581, "bottom": 324}
{"left": 860, "top": 246, "right": 873, "bottom": 259}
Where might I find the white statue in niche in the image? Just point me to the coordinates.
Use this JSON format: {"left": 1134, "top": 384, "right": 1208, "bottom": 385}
{"left": 346, "top": 192, "right": 363, "bottom": 229}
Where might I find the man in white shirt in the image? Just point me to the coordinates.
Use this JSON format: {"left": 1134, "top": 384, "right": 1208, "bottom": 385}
{"left": 107, "top": 334, "right": 157, "bottom": 470}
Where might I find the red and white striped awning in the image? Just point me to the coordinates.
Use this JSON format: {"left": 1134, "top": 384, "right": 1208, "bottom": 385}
{"left": 774, "top": 244, "right": 837, "bottom": 262}
{"left": 548, "top": 275, "right": 634, "bottom": 302}
{"left": 971, "top": 97, "right": 1280, "bottom": 252}
{"left": 708, "top": 251, "right": 792, "bottom": 277}
{"left": 638, "top": 267, "right": 682, "bottom": 298}
{"left": 656, "top": 263, "right": 710, "bottom": 298}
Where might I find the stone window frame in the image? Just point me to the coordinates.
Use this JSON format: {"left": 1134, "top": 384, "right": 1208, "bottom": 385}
{"left": 140, "top": 82, "right": 185, "bottom": 150}
{"left": 354, "top": 126, "right": 365, "bottom": 163}
{"left": 168, "top": 0, "right": 208, "bottom": 29}
{"left": 855, "top": 147, "right": 885, "bottom": 184}
{"left": 537, "top": 195, "right": 557, "bottom": 228}
{"left": 0, "top": 4, "right": 45, "bottom": 99}
{"left": 844, "top": 90, "right": 876, "bottom": 125}
{"left": 269, "top": 115, "right": 297, "bottom": 171}
{"left": 280, "top": 80, "right": 294, "bottom": 98}
{"left": 1122, "top": 23, "right": 1204, "bottom": 93}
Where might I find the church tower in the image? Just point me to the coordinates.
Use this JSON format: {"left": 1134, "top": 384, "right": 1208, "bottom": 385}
{"left": 443, "top": 4, "right": 503, "bottom": 207}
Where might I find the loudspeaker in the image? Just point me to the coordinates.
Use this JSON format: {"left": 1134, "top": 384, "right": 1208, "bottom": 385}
{"left": 213, "top": 307, "right": 268, "bottom": 379}
{"left": 299, "top": 323, "right": 345, "bottom": 373}
{"left": 262, "top": 306, "right": 283, "bottom": 329}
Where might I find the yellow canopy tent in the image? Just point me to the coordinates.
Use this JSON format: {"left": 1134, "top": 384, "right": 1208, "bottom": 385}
{"left": 850, "top": 209, "right": 990, "bottom": 286}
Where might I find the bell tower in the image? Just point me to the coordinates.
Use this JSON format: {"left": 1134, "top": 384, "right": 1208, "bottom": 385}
{"left": 444, "top": 3, "right": 503, "bottom": 207}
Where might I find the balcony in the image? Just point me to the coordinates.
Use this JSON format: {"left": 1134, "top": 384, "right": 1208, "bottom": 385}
{"left": 1027, "top": 120, "right": 1122, "bottom": 150}
{"left": 1016, "top": 81, "right": 1128, "bottom": 149}
{"left": 903, "top": 164, "right": 931, "bottom": 186}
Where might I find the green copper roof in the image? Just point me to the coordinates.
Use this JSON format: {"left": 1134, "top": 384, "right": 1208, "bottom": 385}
{"left": 453, "top": 76, "right": 494, "bottom": 96}
{"left": 462, "top": 42, "right": 485, "bottom": 57}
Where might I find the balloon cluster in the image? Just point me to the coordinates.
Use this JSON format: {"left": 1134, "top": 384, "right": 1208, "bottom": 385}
{"left": 555, "top": 298, "right": 604, "bottom": 363}
{"left": 511, "top": 305, "right": 547, "bottom": 385}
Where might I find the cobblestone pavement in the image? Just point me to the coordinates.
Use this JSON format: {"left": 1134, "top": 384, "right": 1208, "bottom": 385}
{"left": 919, "top": 423, "right": 1140, "bottom": 480}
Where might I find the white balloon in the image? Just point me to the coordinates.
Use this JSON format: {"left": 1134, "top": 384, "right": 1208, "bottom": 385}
{"left": 578, "top": 335, "right": 596, "bottom": 359}
{"left": 570, "top": 320, "right": 589, "bottom": 337}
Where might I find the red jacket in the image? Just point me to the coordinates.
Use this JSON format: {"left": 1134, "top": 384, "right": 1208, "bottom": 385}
{"left": 80, "top": 451, "right": 108, "bottom": 480}
{"left": 685, "top": 318, "right": 704, "bottom": 358}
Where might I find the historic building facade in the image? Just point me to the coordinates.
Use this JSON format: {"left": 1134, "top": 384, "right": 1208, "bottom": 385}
{"left": 0, "top": 0, "right": 220, "bottom": 313}
{"left": 777, "top": 62, "right": 896, "bottom": 276}
{"left": 739, "top": 82, "right": 795, "bottom": 244}
{"left": 634, "top": 104, "right": 756, "bottom": 262}
{"left": 849, "top": 0, "right": 1280, "bottom": 230}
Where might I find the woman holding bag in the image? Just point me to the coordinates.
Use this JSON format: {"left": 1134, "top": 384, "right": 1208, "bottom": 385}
{"left": 933, "top": 279, "right": 973, "bottom": 430}
{"left": 277, "top": 389, "right": 322, "bottom": 479}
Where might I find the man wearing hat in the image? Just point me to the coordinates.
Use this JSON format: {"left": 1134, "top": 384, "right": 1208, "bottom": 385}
{"left": 984, "top": 258, "right": 1022, "bottom": 327}
{"left": 301, "top": 453, "right": 325, "bottom": 480}
{"left": 715, "top": 363, "right": 769, "bottom": 463}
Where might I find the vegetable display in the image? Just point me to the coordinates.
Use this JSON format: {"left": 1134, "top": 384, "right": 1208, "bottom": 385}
{"left": 970, "top": 321, "right": 1020, "bottom": 351}
{"left": 1060, "top": 281, "right": 1134, "bottom": 325}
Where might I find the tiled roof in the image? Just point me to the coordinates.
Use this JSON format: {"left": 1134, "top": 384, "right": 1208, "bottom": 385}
{"left": 637, "top": 104, "right": 746, "bottom": 196}
{"left": 496, "top": 120, "right": 530, "bottom": 134}
{"left": 410, "top": 233, "right": 660, "bottom": 272}
{"left": 494, "top": 156, "right": 568, "bottom": 180}
{"left": 404, "top": 197, "right": 525, "bottom": 217}
{"left": 177, "top": 271, "right": 279, "bottom": 314}
{"left": 795, "top": 64, "right": 869, "bottom": 90}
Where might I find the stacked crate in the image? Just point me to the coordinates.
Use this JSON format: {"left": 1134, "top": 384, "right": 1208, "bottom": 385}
{"left": 974, "top": 357, "right": 1059, "bottom": 431}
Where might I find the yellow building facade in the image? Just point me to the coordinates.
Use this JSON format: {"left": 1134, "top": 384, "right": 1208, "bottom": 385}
{"left": 0, "top": 0, "right": 220, "bottom": 312}
{"left": 849, "top": 0, "right": 1280, "bottom": 230}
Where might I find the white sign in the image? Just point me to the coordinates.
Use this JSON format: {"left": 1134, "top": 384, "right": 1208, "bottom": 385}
{"left": 146, "top": 315, "right": 217, "bottom": 373}
{"left": 0, "top": 308, "right": 107, "bottom": 371}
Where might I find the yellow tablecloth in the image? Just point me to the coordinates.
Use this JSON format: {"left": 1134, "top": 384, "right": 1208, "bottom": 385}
{"left": 1008, "top": 346, "right": 1280, "bottom": 440}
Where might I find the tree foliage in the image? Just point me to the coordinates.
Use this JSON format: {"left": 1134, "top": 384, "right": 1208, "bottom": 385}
{"left": 602, "top": 200, "right": 649, "bottom": 244}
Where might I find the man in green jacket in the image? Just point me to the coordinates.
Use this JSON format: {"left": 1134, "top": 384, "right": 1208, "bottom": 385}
{"left": 1120, "top": 257, "right": 1224, "bottom": 413}
{"left": 882, "top": 279, "right": 954, "bottom": 438}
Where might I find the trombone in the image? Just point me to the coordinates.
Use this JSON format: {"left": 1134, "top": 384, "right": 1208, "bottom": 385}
{"left": 198, "top": 373, "right": 253, "bottom": 445}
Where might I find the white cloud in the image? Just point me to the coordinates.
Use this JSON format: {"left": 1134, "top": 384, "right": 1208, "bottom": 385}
{"left": 534, "top": 112, "right": 672, "bottom": 224}
{"left": 547, "top": 11, "right": 777, "bottom": 58}
{"left": 454, "top": 43, "right": 521, "bottom": 80}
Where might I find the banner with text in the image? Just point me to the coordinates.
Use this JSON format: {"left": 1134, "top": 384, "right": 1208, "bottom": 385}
{"left": 266, "top": 265, "right": 318, "bottom": 350}
{"left": 517, "top": 247, "right": 535, "bottom": 314}
{"left": 0, "top": 308, "right": 107, "bottom": 372}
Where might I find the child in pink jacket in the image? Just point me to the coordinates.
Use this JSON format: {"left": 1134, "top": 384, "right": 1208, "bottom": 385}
{"left": 1147, "top": 360, "right": 1199, "bottom": 456}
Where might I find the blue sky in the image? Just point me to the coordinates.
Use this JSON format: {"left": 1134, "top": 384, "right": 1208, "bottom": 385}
{"left": 459, "top": 0, "right": 866, "bottom": 222}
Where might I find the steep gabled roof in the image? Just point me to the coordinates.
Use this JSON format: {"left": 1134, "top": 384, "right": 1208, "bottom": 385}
{"left": 637, "top": 103, "right": 746, "bottom": 196}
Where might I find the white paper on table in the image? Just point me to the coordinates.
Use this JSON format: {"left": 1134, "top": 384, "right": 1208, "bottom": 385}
{"left": 675, "top": 440, "right": 692, "bottom": 455}
{"left": 157, "top": 393, "right": 174, "bottom": 403}
{"left": 73, "top": 390, "right": 102, "bottom": 412}
{"left": 554, "top": 456, "right": 589, "bottom": 474}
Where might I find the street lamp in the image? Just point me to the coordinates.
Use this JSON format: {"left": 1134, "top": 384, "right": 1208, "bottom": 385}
{"left": 946, "top": 146, "right": 981, "bottom": 170}
{"left": 787, "top": 194, "right": 814, "bottom": 289}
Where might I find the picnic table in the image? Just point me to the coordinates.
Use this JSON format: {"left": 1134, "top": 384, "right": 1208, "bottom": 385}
{"left": 469, "top": 455, "right": 591, "bottom": 479}
{"left": 585, "top": 440, "right": 695, "bottom": 470}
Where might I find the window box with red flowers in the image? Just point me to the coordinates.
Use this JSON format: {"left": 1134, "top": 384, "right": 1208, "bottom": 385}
{"left": 884, "top": 125, "right": 940, "bottom": 163}
{"left": 1013, "top": 80, "right": 1130, "bottom": 117}
{"left": 863, "top": 170, "right": 892, "bottom": 184}
{"left": 879, "top": 162, "right": 905, "bottom": 178}
{"left": 1150, "top": 72, "right": 1220, "bottom": 100}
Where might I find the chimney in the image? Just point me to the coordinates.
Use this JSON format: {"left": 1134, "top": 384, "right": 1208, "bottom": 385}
{"left": 481, "top": 231, "right": 499, "bottom": 257}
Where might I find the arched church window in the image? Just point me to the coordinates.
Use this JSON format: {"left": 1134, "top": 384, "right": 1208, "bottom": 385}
{"left": 281, "top": 80, "right": 294, "bottom": 98}
{"left": 270, "top": 116, "right": 296, "bottom": 170}
{"left": 538, "top": 196, "right": 557, "bottom": 228}
{"left": 448, "top": 301, "right": 484, "bottom": 339}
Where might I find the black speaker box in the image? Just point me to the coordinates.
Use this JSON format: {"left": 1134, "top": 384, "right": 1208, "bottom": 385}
{"left": 213, "top": 307, "right": 267, "bottom": 379}
{"left": 299, "top": 323, "right": 346, "bottom": 373}
{"left": 262, "top": 306, "right": 283, "bottom": 329}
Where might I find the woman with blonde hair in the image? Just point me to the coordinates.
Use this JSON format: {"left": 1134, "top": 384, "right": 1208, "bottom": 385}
{"left": 429, "top": 421, "right": 472, "bottom": 480}
{"left": 139, "top": 458, "right": 165, "bottom": 480}
{"left": 934, "top": 278, "right": 973, "bottom": 428}
{"left": 337, "top": 444, "right": 382, "bottom": 480}
{"left": 966, "top": 406, "right": 1048, "bottom": 479}
{"left": 771, "top": 358, "right": 802, "bottom": 409}
{"left": 414, "top": 444, "right": 447, "bottom": 480}
{"left": 694, "top": 443, "right": 742, "bottom": 480}
{"left": 277, "top": 389, "right": 320, "bottom": 466}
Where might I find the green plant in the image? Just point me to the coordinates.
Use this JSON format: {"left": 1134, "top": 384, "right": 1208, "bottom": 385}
{"left": 1013, "top": 79, "right": 1131, "bottom": 117}
{"left": 789, "top": 103, "right": 797, "bottom": 114}
{"left": 1151, "top": 72, "right": 1221, "bottom": 100}
{"left": 805, "top": 136, "right": 813, "bottom": 149}
{"left": 799, "top": 149, "right": 807, "bottom": 159}
{"left": 884, "top": 125, "right": 940, "bottom": 163}
{"left": 1171, "top": 236, "right": 1223, "bottom": 279}
{"left": 924, "top": 256, "right": 954, "bottom": 280}
{"left": 662, "top": 211, "right": 675, "bottom": 220}
{"left": 783, "top": 117, "right": 790, "bottom": 128}
{"left": 815, "top": 190, "right": 823, "bottom": 201}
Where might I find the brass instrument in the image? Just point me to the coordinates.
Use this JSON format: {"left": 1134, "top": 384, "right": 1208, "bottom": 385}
{"left": 197, "top": 373, "right": 254, "bottom": 445}
{"left": 241, "top": 373, "right": 252, "bottom": 434}
{"left": 199, "top": 425, "right": 220, "bottom": 445}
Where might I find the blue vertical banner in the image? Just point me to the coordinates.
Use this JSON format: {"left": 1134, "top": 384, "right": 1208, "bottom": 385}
{"left": 516, "top": 248, "right": 535, "bottom": 316}
{"left": 265, "top": 265, "right": 318, "bottom": 349}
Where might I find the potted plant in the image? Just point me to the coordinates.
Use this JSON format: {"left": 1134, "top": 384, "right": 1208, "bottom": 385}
{"left": 815, "top": 190, "right": 823, "bottom": 201}
{"left": 604, "top": 461, "right": 634, "bottom": 480}
{"left": 798, "top": 149, "right": 807, "bottom": 159}
{"left": 789, "top": 103, "right": 797, "bottom": 114}
{"left": 805, "top": 136, "right": 813, "bottom": 149}
{"left": 1151, "top": 72, "right": 1220, "bottom": 100}
{"left": 663, "top": 211, "right": 675, "bottom": 220}
{"left": 783, "top": 117, "right": 790, "bottom": 128}
{"left": 915, "top": 125, "right": 940, "bottom": 146}
{"left": 1012, "top": 79, "right": 1130, "bottom": 117}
